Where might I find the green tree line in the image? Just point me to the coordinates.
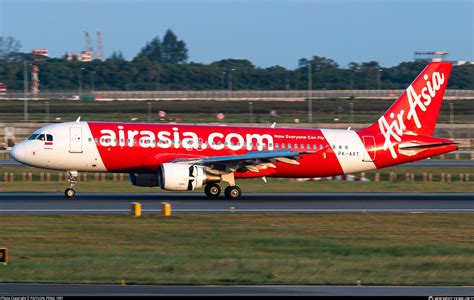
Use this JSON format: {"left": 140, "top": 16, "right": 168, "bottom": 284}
{"left": 0, "top": 31, "right": 472, "bottom": 91}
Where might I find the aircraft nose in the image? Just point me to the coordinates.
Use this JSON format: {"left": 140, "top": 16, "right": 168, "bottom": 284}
{"left": 10, "top": 143, "right": 25, "bottom": 163}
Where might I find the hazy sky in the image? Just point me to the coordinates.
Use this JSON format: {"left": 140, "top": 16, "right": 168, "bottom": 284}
{"left": 0, "top": 0, "right": 472, "bottom": 68}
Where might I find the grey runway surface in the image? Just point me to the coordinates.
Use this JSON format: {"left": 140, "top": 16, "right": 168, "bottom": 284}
{"left": 1, "top": 284, "right": 474, "bottom": 296}
{"left": 1, "top": 159, "right": 473, "bottom": 167}
{"left": 0, "top": 192, "right": 473, "bottom": 214}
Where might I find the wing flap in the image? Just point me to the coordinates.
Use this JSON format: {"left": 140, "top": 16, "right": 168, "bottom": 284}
{"left": 172, "top": 149, "right": 312, "bottom": 168}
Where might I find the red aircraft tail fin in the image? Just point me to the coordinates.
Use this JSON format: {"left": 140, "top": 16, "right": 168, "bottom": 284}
{"left": 364, "top": 62, "right": 452, "bottom": 137}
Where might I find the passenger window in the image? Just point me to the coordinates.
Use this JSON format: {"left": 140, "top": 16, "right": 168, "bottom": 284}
{"left": 320, "top": 144, "right": 324, "bottom": 149}
{"left": 281, "top": 143, "right": 285, "bottom": 148}
{"left": 307, "top": 144, "right": 310, "bottom": 149}
{"left": 345, "top": 145, "right": 348, "bottom": 150}
{"left": 275, "top": 143, "right": 279, "bottom": 148}
{"left": 95, "top": 138, "right": 99, "bottom": 143}
{"left": 294, "top": 144, "right": 298, "bottom": 148}
{"left": 339, "top": 145, "right": 342, "bottom": 150}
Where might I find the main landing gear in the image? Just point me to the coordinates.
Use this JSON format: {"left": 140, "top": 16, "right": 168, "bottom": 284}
{"left": 224, "top": 185, "right": 242, "bottom": 200}
{"left": 204, "top": 183, "right": 242, "bottom": 200}
{"left": 65, "top": 170, "right": 78, "bottom": 198}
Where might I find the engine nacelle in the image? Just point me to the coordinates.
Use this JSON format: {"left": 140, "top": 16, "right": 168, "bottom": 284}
{"left": 158, "top": 163, "right": 220, "bottom": 191}
{"left": 129, "top": 173, "right": 159, "bottom": 187}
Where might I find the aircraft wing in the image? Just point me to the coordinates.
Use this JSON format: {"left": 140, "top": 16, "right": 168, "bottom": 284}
{"left": 172, "top": 149, "right": 315, "bottom": 173}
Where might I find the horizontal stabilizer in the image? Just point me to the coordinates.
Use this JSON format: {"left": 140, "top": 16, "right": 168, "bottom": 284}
{"left": 399, "top": 141, "right": 458, "bottom": 150}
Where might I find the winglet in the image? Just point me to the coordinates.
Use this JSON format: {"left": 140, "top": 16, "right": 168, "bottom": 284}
{"left": 75, "top": 116, "right": 81, "bottom": 122}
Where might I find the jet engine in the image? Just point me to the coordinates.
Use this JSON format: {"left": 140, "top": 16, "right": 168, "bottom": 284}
{"left": 158, "top": 163, "right": 221, "bottom": 191}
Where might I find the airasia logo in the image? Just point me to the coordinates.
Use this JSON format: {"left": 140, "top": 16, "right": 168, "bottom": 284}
{"left": 99, "top": 126, "right": 274, "bottom": 151}
{"left": 378, "top": 71, "right": 445, "bottom": 158}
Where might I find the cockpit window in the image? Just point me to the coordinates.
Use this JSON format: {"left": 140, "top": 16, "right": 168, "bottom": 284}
{"left": 46, "top": 134, "right": 53, "bottom": 142}
{"left": 37, "top": 134, "right": 45, "bottom": 141}
{"left": 28, "top": 134, "right": 39, "bottom": 140}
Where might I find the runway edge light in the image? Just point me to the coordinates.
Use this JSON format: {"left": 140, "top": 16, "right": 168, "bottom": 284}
{"left": 161, "top": 202, "right": 171, "bottom": 217}
{"left": 131, "top": 202, "right": 141, "bottom": 217}
{"left": 0, "top": 248, "right": 8, "bottom": 265}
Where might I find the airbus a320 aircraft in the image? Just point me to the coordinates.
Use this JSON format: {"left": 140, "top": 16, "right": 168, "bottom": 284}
{"left": 11, "top": 62, "right": 457, "bottom": 199}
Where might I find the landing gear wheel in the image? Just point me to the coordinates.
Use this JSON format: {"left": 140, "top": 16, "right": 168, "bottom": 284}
{"left": 65, "top": 170, "right": 78, "bottom": 199}
{"left": 205, "top": 183, "right": 221, "bottom": 199}
{"left": 224, "top": 186, "right": 242, "bottom": 200}
{"left": 65, "top": 188, "right": 76, "bottom": 198}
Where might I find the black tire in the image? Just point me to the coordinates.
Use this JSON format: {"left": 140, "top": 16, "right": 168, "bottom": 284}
{"left": 204, "top": 183, "right": 221, "bottom": 199}
{"left": 224, "top": 186, "right": 242, "bottom": 200}
{"left": 65, "top": 188, "right": 75, "bottom": 198}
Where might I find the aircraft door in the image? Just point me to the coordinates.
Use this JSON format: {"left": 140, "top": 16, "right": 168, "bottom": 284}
{"left": 69, "top": 127, "right": 83, "bottom": 153}
{"left": 362, "top": 136, "right": 376, "bottom": 162}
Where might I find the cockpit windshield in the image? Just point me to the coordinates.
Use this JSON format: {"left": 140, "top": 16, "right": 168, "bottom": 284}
{"left": 27, "top": 133, "right": 53, "bottom": 141}
{"left": 28, "top": 134, "right": 39, "bottom": 140}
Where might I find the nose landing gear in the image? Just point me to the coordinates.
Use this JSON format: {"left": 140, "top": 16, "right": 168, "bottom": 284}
{"left": 65, "top": 188, "right": 75, "bottom": 198}
{"left": 65, "top": 170, "right": 78, "bottom": 198}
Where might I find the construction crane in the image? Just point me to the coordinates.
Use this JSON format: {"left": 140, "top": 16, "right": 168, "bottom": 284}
{"left": 96, "top": 31, "right": 104, "bottom": 61}
{"left": 84, "top": 31, "right": 93, "bottom": 59}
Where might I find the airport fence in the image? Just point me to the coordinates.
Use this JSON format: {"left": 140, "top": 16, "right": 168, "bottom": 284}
{"left": 2, "top": 89, "right": 474, "bottom": 100}
{"left": 0, "top": 171, "right": 471, "bottom": 183}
